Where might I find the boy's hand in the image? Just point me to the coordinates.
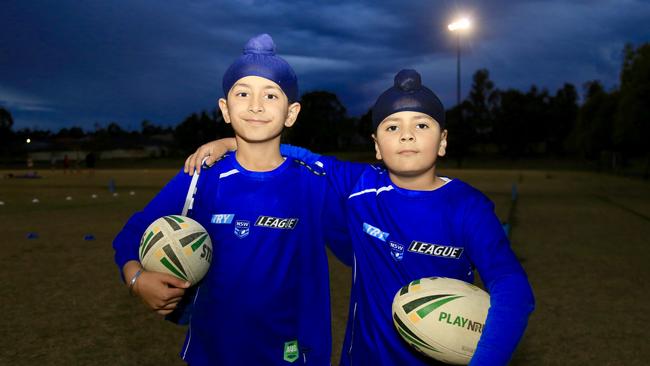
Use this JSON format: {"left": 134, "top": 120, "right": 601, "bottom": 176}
{"left": 131, "top": 271, "right": 191, "bottom": 316}
{"left": 184, "top": 138, "right": 238, "bottom": 176}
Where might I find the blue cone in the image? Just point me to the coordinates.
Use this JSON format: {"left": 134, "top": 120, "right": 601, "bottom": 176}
{"left": 84, "top": 234, "right": 96, "bottom": 241}
{"left": 502, "top": 222, "right": 511, "bottom": 236}
{"left": 27, "top": 232, "right": 39, "bottom": 239}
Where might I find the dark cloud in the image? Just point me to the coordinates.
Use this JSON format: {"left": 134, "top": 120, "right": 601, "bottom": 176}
{"left": 1, "top": 0, "right": 648, "bottom": 130}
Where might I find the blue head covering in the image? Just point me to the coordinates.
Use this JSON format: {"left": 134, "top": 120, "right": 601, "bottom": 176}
{"left": 222, "top": 34, "right": 298, "bottom": 102}
{"left": 371, "top": 69, "right": 445, "bottom": 130}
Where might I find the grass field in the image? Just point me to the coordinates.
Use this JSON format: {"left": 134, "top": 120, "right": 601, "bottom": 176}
{"left": 1, "top": 166, "right": 648, "bottom": 365}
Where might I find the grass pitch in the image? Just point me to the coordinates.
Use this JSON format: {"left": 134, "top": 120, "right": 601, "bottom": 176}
{"left": 0, "top": 167, "right": 648, "bottom": 365}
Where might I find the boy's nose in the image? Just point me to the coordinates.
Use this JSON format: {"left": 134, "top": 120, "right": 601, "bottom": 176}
{"left": 248, "top": 99, "right": 264, "bottom": 113}
{"left": 400, "top": 134, "right": 415, "bottom": 142}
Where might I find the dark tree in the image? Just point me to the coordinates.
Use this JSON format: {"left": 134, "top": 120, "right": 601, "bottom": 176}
{"left": 357, "top": 109, "right": 373, "bottom": 147}
{"left": 288, "top": 91, "right": 348, "bottom": 152}
{"left": 547, "top": 83, "right": 578, "bottom": 155}
{"left": 574, "top": 81, "right": 618, "bottom": 159}
{"left": 492, "top": 89, "right": 530, "bottom": 158}
{"left": 175, "top": 110, "right": 231, "bottom": 153}
{"left": 465, "top": 69, "right": 498, "bottom": 145}
{"left": 445, "top": 104, "right": 473, "bottom": 167}
{"left": 0, "top": 107, "right": 14, "bottom": 153}
{"left": 615, "top": 43, "right": 650, "bottom": 176}
{"left": 141, "top": 119, "right": 165, "bottom": 137}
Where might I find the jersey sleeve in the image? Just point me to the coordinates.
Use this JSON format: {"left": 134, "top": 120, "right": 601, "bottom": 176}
{"left": 321, "top": 179, "right": 353, "bottom": 266}
{"left": 462, "top": 197, "right": 535, "bottom": 366}
{"left": 280, "top": 144, "right": 367, "bottom": 198}
{"left": 112, "top": 169, "right": 192, "bottom": 281}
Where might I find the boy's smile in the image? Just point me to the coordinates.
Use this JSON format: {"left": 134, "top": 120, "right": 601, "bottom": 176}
{"left": 373, "top": 111, "right": 447, "bottom": 184}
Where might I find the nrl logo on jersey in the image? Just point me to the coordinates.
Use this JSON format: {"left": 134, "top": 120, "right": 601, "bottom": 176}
{"left": 234, "top": 220, "right": 250, "bottom": 238}
{"left": 408, "top": 241, "right": 464, "bottom": 259}
{"left": 255, "top": 216, "right": 299, "bottom": 229}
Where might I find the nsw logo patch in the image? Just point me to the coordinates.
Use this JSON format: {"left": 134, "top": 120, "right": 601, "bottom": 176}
{"left": 363, "top": 222, "right": 389, "bottom": 242}
{"left": 389, "top": 241, "right": 404, "bottom": 261}
{"left": 234, "top": 220, "right": 250, "bottom": 239}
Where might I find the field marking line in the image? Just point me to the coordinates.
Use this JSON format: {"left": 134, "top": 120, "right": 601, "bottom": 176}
{"left": 593, "top": 195, "right": 650, "bottom": 223}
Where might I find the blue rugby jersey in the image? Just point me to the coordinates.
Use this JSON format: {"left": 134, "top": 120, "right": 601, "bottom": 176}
{"left": 113, "top": 153, "right": 348, "bottom": 366}
{"left": 280, "top": 145, "right": 535, "bottom": 366}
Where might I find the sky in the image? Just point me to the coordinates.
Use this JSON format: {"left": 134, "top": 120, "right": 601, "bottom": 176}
{"left": 1, "top": 0, "right": 649, "bottom": 131}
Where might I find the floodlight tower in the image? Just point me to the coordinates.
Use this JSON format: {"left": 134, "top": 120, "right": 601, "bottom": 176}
{"left": 448, "top": 17, "right": 471, "bottom": 107}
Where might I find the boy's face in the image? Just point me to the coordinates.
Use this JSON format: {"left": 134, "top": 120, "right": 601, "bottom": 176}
{"left": 373, "top": 111, "right": 447, "bottom": 177}
{"left": 218, "top": 76, "right": 300, "bottom": 143}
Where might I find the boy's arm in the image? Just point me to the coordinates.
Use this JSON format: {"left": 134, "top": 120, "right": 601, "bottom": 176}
{"left": 182, "top": 138, "right": 367, "bottom": 198}
{"left": 113, "top": 169, "right": 193, "bottom": 315}
{"left": 184, "top": 138, "right": 237, "bottom": 176}
{"left": 463, "top": 198, "right": 535, "bottom": 366}
{"left": 321, "top": 180, "right": 353, "bottom": 266}
{"left": 279, "top": 144, "right": 367, "bottom": 199}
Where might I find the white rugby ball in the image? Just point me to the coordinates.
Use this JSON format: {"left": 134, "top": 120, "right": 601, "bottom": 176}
{"left": 392, "top": 277, "right": 490, "bottom": 365}
{"left": 139, "top": 215, "right": 212, "bottom": 284}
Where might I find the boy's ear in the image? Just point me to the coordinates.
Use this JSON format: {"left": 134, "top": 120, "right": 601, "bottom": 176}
{"left": 218, "top": 98, "right": 231, "bottom": 124}
{"left": 372, "top": 134, "right": 382, "bottom": 160}
{"left": 284, "top": 102, "right": 301, "bottom": 127}
{"left": 438, "top": 129, "right": 448, "bottom": 157}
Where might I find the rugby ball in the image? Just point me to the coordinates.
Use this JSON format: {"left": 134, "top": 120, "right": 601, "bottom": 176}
{"left": 139, "top": 215, "right": 212, "bottom": 284}
{"left": 392, "top": 277, "right": 490, "bottom": 365}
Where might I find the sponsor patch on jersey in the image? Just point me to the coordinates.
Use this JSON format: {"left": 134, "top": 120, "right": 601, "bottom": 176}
{"left": 408, "top": 241, "right": 464, "bottom": 259}
{"left": 234, "top": 220, "right": 250, "bottom": 238}
{"left": 389, "top": 241, "right": 404, "bottom": 261}
{"left": 363, "top": 222, "right": 389, "bottom": 242}
{"left": 255, "top": 216, "right": 299, "bottom": 229}
{"left": 211, "top": 214, "right": 234, "bottom": 224}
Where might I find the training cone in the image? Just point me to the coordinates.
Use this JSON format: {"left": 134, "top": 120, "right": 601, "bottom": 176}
{"left": 502, "top": 222, "right": 511, "bottom": 236}
{"left": 66, "top": 196, "right": 72, "bottom": 201}
{"left": 27, "top": 232, "right": 39, "bottom": 239}
{"left": 32, "top": 198, "right": 39, "bottom": 203}
{"left": 91, "top": 194, "right": 98, "bottom": 199}
{"left": 0, "top": 201, "right": 5, "bottom": 206}
{"left": 83, "top": 234, "right": 96, "bottom": 241}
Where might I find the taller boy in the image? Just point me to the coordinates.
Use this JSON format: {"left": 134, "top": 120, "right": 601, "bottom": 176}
{"left": 113, "top": 34, "right": 346, "bottom": 365}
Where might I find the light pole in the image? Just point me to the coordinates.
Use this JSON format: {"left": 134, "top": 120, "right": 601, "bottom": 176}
{"left": 448, "top": 18, "right": 471, "bottom": 107}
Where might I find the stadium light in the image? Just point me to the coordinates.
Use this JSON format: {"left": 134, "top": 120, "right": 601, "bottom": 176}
{"left": 448, "top": 17, "right": 471, "bottom": 107}
{"left": 26, "top": 138, "right": 31, "bottom": 144}
{"left": 448, "top": 18, "right": 471, "bottom": 32}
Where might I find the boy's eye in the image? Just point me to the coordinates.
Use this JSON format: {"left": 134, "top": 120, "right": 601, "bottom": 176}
{"left": 416, "top": 123, "right": 429, "bottom": 129}
{"left": 235, "top": 92, "right": 249, "bottom": 97}
{"left": 386, "top": 125, "right": 398, "bottom": 132}
{"left": 265, "top": 94, "right": 279, "bottom": 100}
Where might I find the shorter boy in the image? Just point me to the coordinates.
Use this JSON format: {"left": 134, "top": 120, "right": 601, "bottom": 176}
{"left": 187, "top": 69, "right": 535, "bottom": 366}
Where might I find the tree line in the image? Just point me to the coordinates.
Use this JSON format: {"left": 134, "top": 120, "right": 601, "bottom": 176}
{"left": 1, "top": 43, "right": 648, "bottom": 173}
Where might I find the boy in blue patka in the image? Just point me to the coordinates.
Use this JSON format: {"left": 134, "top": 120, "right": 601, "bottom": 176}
{"left": 188, "top": 69, "right": 535, "bottom": 365}
{"left": 113, "top": 34, "right": 348, "bottom": 365}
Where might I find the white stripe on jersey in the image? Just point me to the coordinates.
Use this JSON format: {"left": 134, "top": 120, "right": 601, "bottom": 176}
{"left": 348, "top": 185, "right": 394, "bottom": 199}
{"left": 181, "top": 286, "right": 202, "bottom": 360}
{"left": 219, "top": 169, "right": 239, "bottom": 179}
